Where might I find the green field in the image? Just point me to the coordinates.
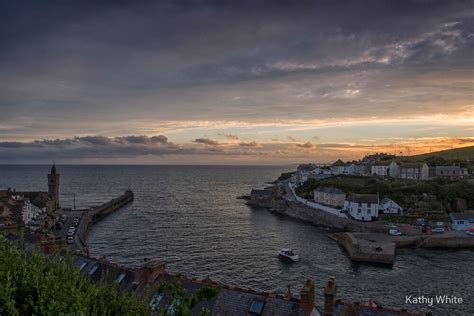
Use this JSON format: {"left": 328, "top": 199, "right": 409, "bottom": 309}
{"left": 401, "top": 146, "right": 474, "bottom": 162}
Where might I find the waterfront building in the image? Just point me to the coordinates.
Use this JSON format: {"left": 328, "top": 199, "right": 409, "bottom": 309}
{"left": 313, "top": 186, "right": 346, "bottom": 208}
{"left": 344, "top": 193, "right": 379, "bottom": 221}
{"left": 450, "top": 211, "right": 474, "bottom": 231}
{"left": 379, "top": 198, "right": 403, "bottom": 214}
{"left": 400, "top": 162, "right": 429, "bottom": 180}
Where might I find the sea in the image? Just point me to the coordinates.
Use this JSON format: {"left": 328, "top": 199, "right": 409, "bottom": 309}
{"left": 1, "top": 165, "right": 472, "bottom": 315}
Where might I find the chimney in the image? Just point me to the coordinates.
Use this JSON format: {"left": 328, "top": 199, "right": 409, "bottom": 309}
{"left": 133, "top": 259, "right": 166, "bottom": 283}
{"left": 300, "top": 279, "right": 315, "bottom": 315}
{"left": 324, "top": 276, "right": 337, "bottom": 315}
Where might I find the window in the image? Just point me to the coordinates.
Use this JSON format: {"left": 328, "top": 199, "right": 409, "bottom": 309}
{"left": 358, "top": 209, "right": 361, "bottom": 214}
{"left": 367, "top": 209, "right": 370, "bottom": 214}
{"left": 79, "top": 262, "right": 88, "bottom": 271}
{"left": 458, "top": 220, "right": 464, "bottom": 225}
{"left": 89, "top": 265, "right": 99, "bottom": 275}
{"left": 149, "top": 293, "right": 164, "bottom": 311}
{"left": 116, "top": 272, "right": 126, "bottom": 284}
{"left": 249, "top": 299, "right": 265, "bottom": 315}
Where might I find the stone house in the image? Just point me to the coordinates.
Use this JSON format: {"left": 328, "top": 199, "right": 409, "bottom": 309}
{"left": 435, "top": 165, "right": 468, "bottom": 179}
{"left": 313, "top": 186, "right": 346, "bottom": 208}
{"left": 400, "top": 162, "right": 429, "bottom": 180}
{"left": 370, "top": 160, "right": 399, "bottom": 177}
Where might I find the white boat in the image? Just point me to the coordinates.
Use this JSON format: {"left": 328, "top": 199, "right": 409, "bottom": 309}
{"left": 278, "top": 248, "right": 299, "bottom": 262}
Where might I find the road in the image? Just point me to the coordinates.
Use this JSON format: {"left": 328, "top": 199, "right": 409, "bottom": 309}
{"left": 55, "top": 210, "right": 85, "bottom": 247}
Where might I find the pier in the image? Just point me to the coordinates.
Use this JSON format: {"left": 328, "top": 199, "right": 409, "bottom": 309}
{"left": 73, "top": 190, "right": 134, "bottom": 254}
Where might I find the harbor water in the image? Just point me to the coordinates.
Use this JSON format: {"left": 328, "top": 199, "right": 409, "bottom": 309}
{"left": 1, "top": 165, "right": 472, "bottom": 315}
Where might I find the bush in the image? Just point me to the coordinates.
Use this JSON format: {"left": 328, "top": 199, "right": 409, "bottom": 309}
{"left": 0, "top": 237, "right": 150, "bottom": 316}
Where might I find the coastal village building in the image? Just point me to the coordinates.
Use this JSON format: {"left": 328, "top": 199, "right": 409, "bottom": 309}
{"left": 434, "top": 165, "right": 468, "bottom": 179}
{"left": 0, "top": 163, "right": 60, "bottom": 235}
{"left": 330, "top": 160, "right": 356, "bottom": 175}
{"left": 449, "top": 211, "right": 474, "bottom": 231}
{"left": 370, "top": 160, "right": 399, "bottom": 177}
{"left": 313, "top": 187, "right": 346, "bottom": 208}
{"left": 400, "top": 162, "right": 429, "bottom": 180}
{"left": 344, "top": 193, "right": 379, "bottom": 221}
{"left": 378, "top": 198, "right": 403, "bottom": 214}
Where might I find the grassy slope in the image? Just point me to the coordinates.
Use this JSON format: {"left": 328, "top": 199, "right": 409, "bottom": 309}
{"left": 403, "top": 146, "right": 474, "bottom": 162}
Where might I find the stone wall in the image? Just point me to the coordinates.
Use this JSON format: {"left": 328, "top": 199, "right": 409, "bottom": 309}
{"left": 274, "top": 200, "right": 388, "bottom": 233}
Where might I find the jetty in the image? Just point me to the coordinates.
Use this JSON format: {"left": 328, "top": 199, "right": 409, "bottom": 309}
{"left": 75, "top": 190, "right": 134, "bottom": 255}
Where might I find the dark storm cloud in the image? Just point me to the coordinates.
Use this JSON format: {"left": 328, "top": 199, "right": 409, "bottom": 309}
{"left": 0, "top": 135, "right": 215, "bottom": 161}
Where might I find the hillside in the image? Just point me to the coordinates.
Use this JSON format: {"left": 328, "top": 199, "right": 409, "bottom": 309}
{"left": 403, "top": 146, "right": 474, "bottom": 162}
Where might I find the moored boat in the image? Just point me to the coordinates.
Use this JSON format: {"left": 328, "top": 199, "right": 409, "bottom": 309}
{"left": 278, "top": 248, "right": 299, "bottom": 262}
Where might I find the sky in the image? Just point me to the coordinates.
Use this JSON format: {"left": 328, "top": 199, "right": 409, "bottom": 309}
{"left": 0, "top": 0, "right": 473, "bottom": 164}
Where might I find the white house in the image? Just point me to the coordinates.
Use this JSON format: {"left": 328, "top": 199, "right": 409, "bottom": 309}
{"left": 449, "top": 211, "right": 474, "bottom": 231}
{"left": 344, "top": 193, "right": 379, "bottom": 221}
{"left": 371, "top": 160, "right": 399, "bottom": 177}
{"left": 379, "top": 198, "right": 403, "bottom": 214}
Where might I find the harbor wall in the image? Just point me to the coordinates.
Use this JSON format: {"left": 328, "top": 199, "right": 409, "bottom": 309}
{"left": 76, "top": 190, "right": 134, "bottom": 254}
{"left": 330, "top": 232, "right": 396, "bottom": 265}
{"left": 91, "top": 190, "right": 134, "bottom": 223}
{"left": 274, "top": 200, "right": 388, "bottom": 233}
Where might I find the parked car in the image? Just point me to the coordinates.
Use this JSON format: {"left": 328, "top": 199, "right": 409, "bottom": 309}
{"left": 415, "top": 218, "right": 428, "bottom": 226}
{"left": 466, "top": 229, "right": 474, "bottom": 236}
{"left": 67, "top": 236, "right": 74, "bottom": 244}
{"left": 431, "top": 227, "right": 445, "bottom": 234}
{"left": 389, "top": 229, "right": 402, "bottom": 236}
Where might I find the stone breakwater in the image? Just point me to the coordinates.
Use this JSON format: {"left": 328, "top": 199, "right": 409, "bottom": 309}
{"left": 329, "top": 232, "right": 474, "bottom": 265}
{"left": 77, "top": 190, "right": 134, "bottom": 255}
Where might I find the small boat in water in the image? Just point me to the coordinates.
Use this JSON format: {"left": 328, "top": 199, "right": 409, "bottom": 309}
{"left": 278, "top": 248, "right": 299, "bottom": 262}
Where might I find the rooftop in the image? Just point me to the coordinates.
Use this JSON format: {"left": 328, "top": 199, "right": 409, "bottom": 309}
{"left": 450, "top": 211, "right": 474, "bottom": 221}
{"left": 314, "top": 186, "right": 345, "bottom": 195}
{"left": 346, "top": 193, "right": 379, "bottom": 204}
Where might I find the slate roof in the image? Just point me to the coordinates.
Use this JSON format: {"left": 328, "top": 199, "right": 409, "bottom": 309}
{"left": 213, "top": 289, "right": 301, "bottom": 315}
{"left": 400, "top": 162, "right": 426, "bottom": 169}
{"left": 346, "top": 193, "right": 379, "bottom": 204}
{"left": 450, "top": 211, "right": 474, "bottom": 221}
{"left": 314, "top": 186, "right": 345, "bottom": 195}
{"left": 334, "top": 300, "right": 427, "bottom": 316}
{"left": 372, "top": 160, "right": 395, "bottom": 166}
